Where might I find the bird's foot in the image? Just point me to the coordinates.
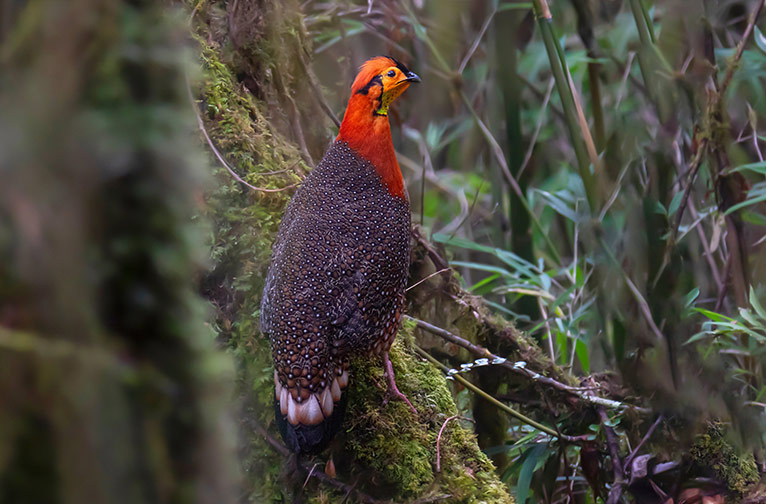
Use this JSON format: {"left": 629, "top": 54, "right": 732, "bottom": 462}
{"left": 382, "top": 351, "right": 417, "bottom": 415}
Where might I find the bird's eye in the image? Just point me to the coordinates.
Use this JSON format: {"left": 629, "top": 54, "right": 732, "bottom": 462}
{"left": 387, "top": 70, "right": 396, "bottom": 77}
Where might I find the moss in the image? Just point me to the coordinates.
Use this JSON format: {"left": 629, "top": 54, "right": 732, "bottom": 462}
{"left": 340, "top": 325, "right": 513, "bottom": 502}
{"left": 190, "top": 2, "right": 309, "bottom": 502}
{"left": 690, "top": 423, "right": 759, "bottom": 495}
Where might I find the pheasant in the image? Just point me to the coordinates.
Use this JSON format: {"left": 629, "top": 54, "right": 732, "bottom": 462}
{"left": 260, "top": 56, "right": 420, "bottom": 454}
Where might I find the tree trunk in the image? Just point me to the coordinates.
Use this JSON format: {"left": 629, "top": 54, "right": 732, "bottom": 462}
{"left": 0, "top": 1, "right": 237, "bottom": 503}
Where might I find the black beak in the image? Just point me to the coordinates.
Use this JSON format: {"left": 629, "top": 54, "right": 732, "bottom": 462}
{"left": 405, "top": 71, "right": 421, "bottom": 83}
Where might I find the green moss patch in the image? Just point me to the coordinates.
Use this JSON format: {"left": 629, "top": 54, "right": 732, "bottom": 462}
{"left": 340, "top": 329, "right": 513, "bottom": 503}
{"left": 690, "top": 423, "right": 759, "bottom": 495}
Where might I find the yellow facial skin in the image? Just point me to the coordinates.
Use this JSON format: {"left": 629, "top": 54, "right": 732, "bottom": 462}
{"left": 376, "top": 66, "right": 420, "bottom": 116}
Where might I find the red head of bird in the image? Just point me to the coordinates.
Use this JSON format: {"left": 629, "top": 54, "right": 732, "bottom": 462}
{"left": 337, "top": 56, "right": 420, "bottom": 199}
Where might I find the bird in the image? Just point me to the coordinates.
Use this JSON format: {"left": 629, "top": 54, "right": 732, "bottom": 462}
{"left": 260, "top": 56, "right": 420, "bottom": 454}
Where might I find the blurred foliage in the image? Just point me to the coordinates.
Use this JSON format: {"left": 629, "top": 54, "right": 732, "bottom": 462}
{"left": 2, "top": 0, "right": 766, "bottom": 502}
{"left": 0, "top": 1, "right": 237, "bottom": 503}
{"left": 302, "top": 0, "right": 766, "bottom": 501}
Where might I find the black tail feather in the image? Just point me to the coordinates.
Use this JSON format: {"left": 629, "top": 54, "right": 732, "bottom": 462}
{"left": 274, "top": 393, "right": 348, "bottom": 454}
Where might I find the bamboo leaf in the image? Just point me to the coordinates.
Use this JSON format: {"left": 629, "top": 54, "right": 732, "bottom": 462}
{"left": 576, "top": 338, "right": 590, "bottom": 374}
{"left": 750, "top": 286, "right": 766, "bottom": 322}
{"left": 755, "top": 26, "right": 766, "bottom": 54}
{"left": 730, "top": 160, "right": 766, "bottom": 175}
{"left": 516, "top": 444, "right": 547, "bottom": 503}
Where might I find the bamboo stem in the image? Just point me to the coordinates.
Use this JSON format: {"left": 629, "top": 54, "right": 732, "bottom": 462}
{"left": 533, "top": 0, "right": 599, "bottom": 212}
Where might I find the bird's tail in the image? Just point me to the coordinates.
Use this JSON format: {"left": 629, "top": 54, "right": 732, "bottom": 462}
{"left": 273, "top": 370, "right": 349, "bottom": 454}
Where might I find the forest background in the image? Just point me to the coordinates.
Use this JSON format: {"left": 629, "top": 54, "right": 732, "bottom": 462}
{"left": 2, "top": 0, "right": 766, "bottom": 503}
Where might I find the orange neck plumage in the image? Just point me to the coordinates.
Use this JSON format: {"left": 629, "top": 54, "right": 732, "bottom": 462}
{"left": 336, "top": 93, "right": 405, "bottom": 199}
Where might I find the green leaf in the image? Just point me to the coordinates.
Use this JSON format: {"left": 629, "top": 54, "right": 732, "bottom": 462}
{"left": 556, "top": 330, "right": 567, "bottom": 363}
{"left": 742, "top": 210, "right": 766, "bottom": 226}
{"left": 668, "top": 191, "right": 684, "bottom": 216}
{"left": 550, "top": 285, "right": 576, "bottom": 311}
{"left": 536, "top": 189, "right": 578, "bottom": 221}
{"left": 694, "top": 308, "right": 735, "bottom": 323}
{"left": 739, "top": 307, "right": 761, "bottom": 331}
{"left": 755, "top": 26, "right": 766, "bottom": 54}
{"left": 684, "top": 287, "right": 700, "bottom": 309}
{"left": 576, "top": 338, "right": 590, "bottom": 374}
{"left": 485, "top": 300, "right": 532, "bottom": 322}
{"left": 451, "top": 261, "right": 512, "bottom": 277}
{"left": 469, "top": 273, "right": 501, "bottom": 292}
{"left": 723, "top": 193, "right": 766, "bottom": 215}
{"left": 750, "top": 286, "right": 766, "bottom": 322}
{"left": 433, "top": 233, "right": 493, "bottom": 253}
{"left": 730, "top": 160, "right": 766, "bottom": 175}
{"left": 498, "top": 2, "right": 533, "bottom": 11}
{"left": 650, "top": 199, "right": 667, "bottom": 216}
{"left": 516, "top": 444, "right": 547, "bottom": 503}
{"left": 685, "top": 331, "right": 711, "bottom": 345}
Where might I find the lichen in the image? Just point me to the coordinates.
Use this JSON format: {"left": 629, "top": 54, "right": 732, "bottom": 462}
{"left": 690, "top": 423, "right": 759, "bottom": 495}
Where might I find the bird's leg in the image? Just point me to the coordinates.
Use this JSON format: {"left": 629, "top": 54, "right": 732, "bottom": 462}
{"left": 382, "top": 351, "right": 417, "bottom": 415}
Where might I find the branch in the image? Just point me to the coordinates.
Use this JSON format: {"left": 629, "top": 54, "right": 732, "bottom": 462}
{"left": 415, "top": 345, "right": 582, "bottom": 441}
{"left": 672, "top": 139, "right": 708, "bottom": 238}
{"left": 600, "top": 409, "right": 625, "bottom": 504}
{"left": 186, "top": 76, "right": 301, "bottom": 193}
{"left": 407, "top": 316, "right": 649, "bottom": 414}
{"left": 623, "top": 414, "right": 663, "bottom": 473}
{"left": 296, "top": 47, "right": 341, "bottom": 128}
{"left": 719, "top": 0, "right": 766, "bottom": 97}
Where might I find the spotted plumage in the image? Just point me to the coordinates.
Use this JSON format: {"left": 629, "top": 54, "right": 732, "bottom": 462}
{"left": 261, "top": 142, "right": 411, "bottom": 452}
{"left": 261, "top": 56, "right": 419, "bottom": 454}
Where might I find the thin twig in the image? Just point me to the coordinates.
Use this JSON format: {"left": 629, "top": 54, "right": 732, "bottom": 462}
{"left": 519, "top": 78, "right": 555, "bottom": 178}
{"left": 599, "top": 237, "right": 668, "bottom": 347}
{"left": 599, "top": 409, "right": 625, "bottom": 504}
{"left": 415, "top": 345, "right": 578, "bottom": 440}
{"left": 406, "top": 268, "right": 452, "bottom": 292}
{"left": 446, "top": 181, "right": 486, "bottom": 242}
{"left": 623, "top": 414, "right": 663, "bottom": 473}
{"left": 272, "top": 67, "right": 314, "bottom": 167}
{"left": 303, "top": 463, "right": 320, "bottom": 488}
{"left": 715, "top": 252, "right": 733, "bottom": 312}
{"left": 719, "top": 0, "right": 766, "bottom": 97}
{"left": 411, "top": 227, "right": 449, "bottom": 271}
{"left": 689, "top": 201, "right": 724, "bottom": 291}
{"left": 458, "top": 6, "right": 496, "bottom": 75}
{"left": 186, "top": 77, "right": 301, "bottom": 193}
{"left": 296, "top": 47, "right": 341, "bottom": 128}
{"left": 407, "top": 315, "right": 648, "bottom": 413}
{"left": 565, "top": 61, "right": 601, "bottom": 175}
{"left": 436, "top": 415, "right": 459, "bottom": 472}
{"left": 673, "top": 139, "right": 708, "bottom": 238}
{"left": 538, "top": 296, "right": 555, "bottom": 362}
{"left": 518, "top": 74, "right": 566, "bottom": 121}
